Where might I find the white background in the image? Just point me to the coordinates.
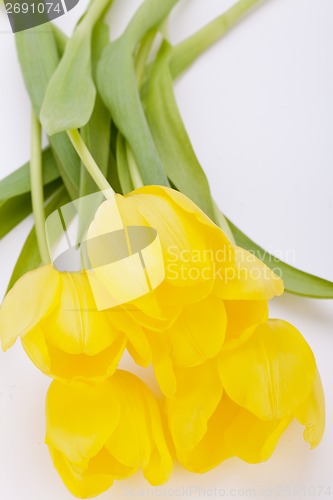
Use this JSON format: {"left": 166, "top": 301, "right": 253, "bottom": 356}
{"left": 1, "top": 0, "right": 333, "bottom": 498}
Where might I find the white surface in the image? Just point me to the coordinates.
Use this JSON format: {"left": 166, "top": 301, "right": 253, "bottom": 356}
{"left": 1, "top": 0, "right": 333, "bottom": 499}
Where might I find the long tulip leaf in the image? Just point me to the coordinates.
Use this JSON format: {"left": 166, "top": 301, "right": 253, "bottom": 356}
{"left": 116, "top": 133, "right": 134, "bottom": 194}
{"left": 78, "top": 21, "right": 112, "bottom": 238}
{"left": 141, "top": 2, "right": 262, "bottom": 223}
{"left": 40, "top": 32, "right": 95, "bottom": 134}
{"left": 97, "top": 0, "right": 180, "bottom": 186}
{"left": 170, "top": 0, "right": 263, "bottom": 79}
{"left": 79, "top": 20, "right": 111, "bottom": 197}
{"left": 0, "top": 194, "right": 32, "bottom": 240}
{"left": 228, "top": 219, "right": 333, "bottom": 298}
{"left": 40, "top": 0, "right": 113, "bottom": 135}
{"left": 0, "top": 179, "right": 61, "bottom": 240}
{"left": 15, "top": 25, "right": 80, "bottom": 199}
{"left": 106, "top": 149, "right": 122, "bottom": 194}
{"left": 144, "top": 41, "right": 216, "bottom": 221}
{"left": 6, "top": 186, "right": 70, "bottom": 293}
{"left": 0, "top": 148, "right": 59, "bottom": 201}
{"left": 52, "top": 24, "right": 68, "bottom": 56}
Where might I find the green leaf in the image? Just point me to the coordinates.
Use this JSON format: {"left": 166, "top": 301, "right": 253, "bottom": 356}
{"left": 52, "top": 23, "right": 68, "bottom": 56}
{"left": 228, "top": 219, "right": 333, "bottom": 298}
{"left": 79, "top": 20, "right": 111, "bottom": 198}
{"left": 0, "top": 179, "right": 61, "bottom": 240}
{"left": 141, "top": 0, "right": 263, "bottom": 220}
{"left": 116, "top": 133, "right": 134, "bottom": 194}
{"left": 48, "top": 134, "right": 80, "bottom": 199}
{"left": 78, "top": 20, "right": 112, "bottom": 237}
{"left": 15, "top": 25, "right": 58, "bottom": 117}
{"left": 6, "top": 186, "right": 70, "bottom": 293}
{"left": 144, "top": 41, "right": 216, "bottom": 220}
{"left": 0, "top": 148, "right": 59, "bottom": 201}
{"left": 97, "top": 0, "right": 180, "bottom": 186}
{"left": 135, "top": 29, "right": 157, "bottom": 87}
{"left": 107, "top": 149, "right": 122, "bottom": 194}
{"left": 40, "top": 32, "right": 94, "bottom": 135}
{"left": 0, "top": 194, "right": 32, "bottom": 239}
{"left": 170, "top": 0, "right": 263, "bottom": 79}
{"left": 40, "top": 0, "right": 113, "bottom": 135}
{"left": 15, "top": 25, "right": 80, "bottom": 199}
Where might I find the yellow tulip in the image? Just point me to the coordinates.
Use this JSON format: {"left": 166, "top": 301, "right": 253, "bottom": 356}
{"left": 142, "top": 297, "right": 269, "bottom": 397}
{"left": 45, "top": 371, "right": 172, "bottom": 498}
{"left": 0, "top": 186, "right": 283, "bottom": 385}
{"left": 89, "top": 185, "right": 283, "bottom": 389}
{"left": 92, "top": 187, "right": 284, "bottom": 307}
{"left": 0, "top": 266, "right": 126, "bottom": 382}
{"left": 165, "top": 320, "right": 325, "bottom": 472}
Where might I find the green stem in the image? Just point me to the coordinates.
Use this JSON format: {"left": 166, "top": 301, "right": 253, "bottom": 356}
{"left": 170, "top": 0, "right": 264, "bottom": 78}
{"left": 135, "top": 29, "right": 157, "bottom": 87}
{"left": 80, "top": 0, "right": 113, "bottom": 34}
{"left": 125, "top": 0, "right": 179, "bottom": 47}
{"left": 51, "top": 24, "right": 68, "bottom": 55}
{"left": 30, "top": 109, "right": 50, "bottom": 264}
{"left": 67, "top": 129, "right": 114, "bottom": 197}
{"left": 126, "top": 144, "right": 144, "bottom": 189}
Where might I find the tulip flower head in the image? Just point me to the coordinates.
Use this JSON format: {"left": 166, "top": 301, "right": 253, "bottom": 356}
{"left": 0, "top": 186, "right": 283, "bottom": 383}
{"left": 165, "top": 320, "right": 325, "bottom": 472}
{"left": 46, "top": 371, "right": 173, "bottom": 498}
{"left": 0, "top": 186, "right": 325, "bottom": 499}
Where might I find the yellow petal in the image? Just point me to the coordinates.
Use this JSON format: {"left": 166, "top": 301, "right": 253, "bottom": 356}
{"left": 105, "top": 372, "right": 151, "bottom": 469}
{"left": 215, "top": 247, "right": 284, "bottom": 300}
{"left": 166, "top": 361, "right": 223, "bottom": 453}
{"left": 21, "top": 326, "right": 51, "bottom": 375}
{"left": 108, "top": 192, "right": 148, "bottom": 228}
{"left": 139, "top": 379, "right": 173, "bottom": 485}
{"left": 124, "top": 190, "right": 208, "bottom": 259}
{"left": 126, "top": 342, "right": 149, "bottom": 367}
{"left": 178, "top": 393, "right": 234, "bottom": 473}
{"left": 223, "top": 299, "right": 269, "bottom": 350}
{"left": 22, "top": 323, "right": 126, "bottom": 383}
{"left": 142, "top": 186, "right": 219, "bottom": 231}
{"left": 145, "top": 330, "right": 177, "bottom": 396}
{"left": 125, "top": 280, "right": 182, "bottom": 330}
{"left": 120, "top": 189, "right": 217, "bottom": 292}
{"left": 46, "top": 379, "right": 121, "bottom": 463}
{"left": 105, "top": 370, "right": 172, "bottom": 485}
{"left": 44, "top": 334, "right": 126, "bottom": 383}
{"left": 168, "top": 324, "right": 205, "bottom": 368}
{"left": 224, "top": 396, "right": 292, "bottom": 463}
{"left": 141, "top": 186, "right": 235, "bottom": 299}
{"left": 84, "top": 447, "right": 135, "bottom": 479}
{"left": 219, "top": 320, "right": 316, "bottom": 420}
{"left": 137, "top": 186, "right": 232, "bottom": 254}
{"left": 127, "top": 300, "right": 181, "bottom": 331}
{"left": 44, "top": 272, "right": 117, "bottom": 355}
{"left": 167, "top": 294, "right": 227, "bottom": 367}
{"left": 106, "top": 308, "right": 152, "bottom": 366}
{"left": 47, "top": 371, "right": 172, "bottom": 494}
{"left": 295, "top": 369, "right": 325, "bottom": 448}
{"left": 0, "top": 265, "right": 60, "bottom": 350}
{"left": 49, "top": 447, "right": 114, "bottom": 499}
{"left": 155, "top": 280, "right": 213, "bottom": 307}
